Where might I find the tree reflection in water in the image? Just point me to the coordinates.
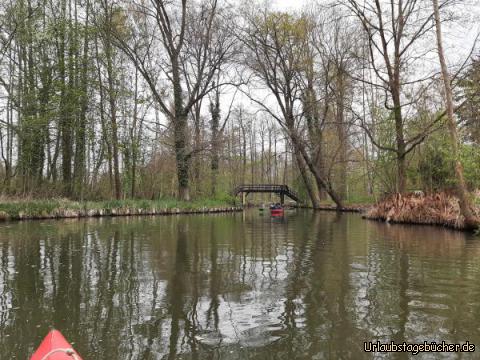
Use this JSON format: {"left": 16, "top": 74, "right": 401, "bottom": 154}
{"left": 0, "top": 212, "right": 479, "bottom": 359}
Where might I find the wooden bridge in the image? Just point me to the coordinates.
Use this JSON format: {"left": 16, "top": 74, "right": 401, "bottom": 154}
{"left": 233, "top": 184, "right": 301, "bottom": 205}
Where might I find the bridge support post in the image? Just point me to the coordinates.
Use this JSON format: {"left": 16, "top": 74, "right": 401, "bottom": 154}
{"left": 242, "top": 192, "right": 247, "bottom": 206}
{"left": 280, "top": 192, "right": 285, "bottom": 205}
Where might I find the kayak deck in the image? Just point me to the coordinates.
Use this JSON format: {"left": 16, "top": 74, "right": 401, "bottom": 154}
{"left": 31, "top": 330, "right": 82, "bottom": 360}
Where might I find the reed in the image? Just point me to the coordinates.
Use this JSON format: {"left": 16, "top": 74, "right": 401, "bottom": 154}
{"left": 364, "top": 192, "right": 480, "bottom": 230}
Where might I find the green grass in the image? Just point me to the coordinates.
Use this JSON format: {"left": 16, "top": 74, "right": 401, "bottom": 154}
{"left": 345, "top": 194, "right": 376, "bottom": 205}
{"left": 0, "top": 197, "right": 237, "bottom": 220}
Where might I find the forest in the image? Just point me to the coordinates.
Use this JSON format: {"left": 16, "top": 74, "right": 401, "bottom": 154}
{"left": 0, "top": 0, "right": 479, "bottom": 225}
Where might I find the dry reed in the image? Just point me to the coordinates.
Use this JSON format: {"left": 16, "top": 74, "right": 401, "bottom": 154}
{"left": 364, "top": 192, "right": 480, "bottom": 230}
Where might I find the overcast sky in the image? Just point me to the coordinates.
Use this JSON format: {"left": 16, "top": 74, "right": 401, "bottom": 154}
{"left": 273, "top": 0, "right": 309, "bottom": 11}
{"left": 231, "top": 0, "right": 480, "bottom": 131}
{"left": 271, "top": 0, "right": 479, "bottom": 64}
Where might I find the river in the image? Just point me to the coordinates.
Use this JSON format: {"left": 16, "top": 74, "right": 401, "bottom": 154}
{"left": 0, "top": 210, "right": 479, "bottom": 359}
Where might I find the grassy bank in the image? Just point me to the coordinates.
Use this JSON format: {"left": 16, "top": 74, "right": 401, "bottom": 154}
{"left": 364, "top": 192, "right": 480, "bottom": 231}
{"left": 0, "top": 198, "right": 241, "bottom": 221}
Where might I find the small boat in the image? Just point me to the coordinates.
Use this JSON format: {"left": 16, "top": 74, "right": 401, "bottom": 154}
{"left": 270, "top": 209, "right": 284, "bottom": 216}
{"left": 31, "top": 330, "right": 82, "bottom": 360}
{"left": 270, "top": 204, "right": 284, "bottom": 216}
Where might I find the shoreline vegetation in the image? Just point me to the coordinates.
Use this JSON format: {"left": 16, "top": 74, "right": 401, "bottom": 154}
{"left": 0, "top": 198, "right": 241, "bottom": 222}
{"left": 2, "top": 1, "right": 480, "bottom": 234}
{"left": 363, "top": 192, "right": 480, "bottom": 231}
{"left": 1, "top": 193, "right": 479, "bottom": 233}
{"left": 298, "top": 192, "right": 480, "bottom": 232}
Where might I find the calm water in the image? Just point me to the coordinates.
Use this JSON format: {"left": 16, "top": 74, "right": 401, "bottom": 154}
{"left": 0, "top": 210, "right": 479, "bottom": 359}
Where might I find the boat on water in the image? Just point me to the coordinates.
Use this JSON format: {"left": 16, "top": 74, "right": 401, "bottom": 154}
{"left": 270, "top": 203, "right": 284, "bottom": 216}
{"left": 31, "top": 330, "right": 82, "bottom": 360}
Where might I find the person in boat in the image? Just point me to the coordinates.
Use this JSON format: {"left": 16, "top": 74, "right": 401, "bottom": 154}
{"left": 270, "top": 203, "right": 283, "bottom": 210}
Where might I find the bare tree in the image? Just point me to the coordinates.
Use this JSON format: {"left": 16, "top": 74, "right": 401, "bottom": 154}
{"left": 432, "top": 0, "right": 478, "bottom": 228}
{"left": 97, "top": 0, "right": 123, "bottom": 199}
{"left": 344, "top": 0, "right": 448, "bottom": 193}
{"left": 111, "top": 0, "right": 234, "bottom": 200}
{"left": 239, "top": 8, "right": 344, "bottom": 208}
{"left": 312, "top": 9, "right": 358, "bottom": 200}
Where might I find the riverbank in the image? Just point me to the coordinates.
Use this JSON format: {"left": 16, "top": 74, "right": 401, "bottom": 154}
{"left": 364, "top": 192, "right": 480, "bottom": 231}
{"left": 0, "top": 198, "right": 241, "bottom": 221}
{"left": 295, "top": 193, "right": 480, "bottom": 232}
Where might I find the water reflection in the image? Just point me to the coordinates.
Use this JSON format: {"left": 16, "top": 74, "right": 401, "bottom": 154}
{"left": 0, "top": 212, "right": 478, "bottom": 359}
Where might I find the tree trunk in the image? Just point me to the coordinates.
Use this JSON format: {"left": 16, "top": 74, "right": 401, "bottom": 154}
{"left": 109, "top": 88, "right": 121, "bottom": 200}
{"left": 130, "top": 69, "right": 139, "bottom": 198}
{"left": 392, "top": 86, "right": 407, "bottom": 193}
{"left": 239, "top": 109, "right": 247, "bottom": 184}
{"left": 73, "top": 0, "right": 89, "bottom": 199}
{"left": 432, "top": 0, "right": 478, "bottom": 229}
{"left": 94, "top": 33, "right": 114, "bottom": 194}
{"left": 336, "top": 69, "right": 347, "bottom": 200}
{"left": 172, "top": 56, "right": 190, "bottom": 201}
{"left": 210, "top": 90, "right": 220, "bottom": 197}
{"left": 294, "top": 150, "right": 320, "bottom": 208}
{"left": 105, "top": 35, "right": 121, "bottom": 199}
{"left": 260, "top": 129, "right": 265, "bottom": 184}
{"left": 290, "top": 127, "right": 344, "bottom": 209}
{"left": 250, "top": 128, "right": 255, "bottom": 184}
{"left": 174, "top": 113, "right": 190, "bottom": 201}
{"left": 211, "top": 150, "right": 219, "bottom": 197}
{"left": 313, "top": 140, "right": 327, "bottom": 201}
{"left": 188, "top": 98, "right": 202, "bottom": 196}
{"left": 61, "top": 0, "right": 75, "bottom": 195}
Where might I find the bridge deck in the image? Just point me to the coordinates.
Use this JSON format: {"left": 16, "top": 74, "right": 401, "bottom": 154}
{"left": 233, "top": 184, "right": 301, "bottom": 203}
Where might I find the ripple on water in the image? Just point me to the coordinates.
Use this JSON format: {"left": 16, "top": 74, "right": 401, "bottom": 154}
{"left": 1, "top": 211, "right": 480, "bottom": 359}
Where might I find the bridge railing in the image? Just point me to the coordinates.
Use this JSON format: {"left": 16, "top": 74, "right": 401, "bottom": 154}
{"left": 233, "top": 184, "right": 289, "bottom": 194}
{"left": 233, "top": 184, "right": 301, "bottom": 202}
{"left": 285, "top": 186, "right": 300, "bottom": 201}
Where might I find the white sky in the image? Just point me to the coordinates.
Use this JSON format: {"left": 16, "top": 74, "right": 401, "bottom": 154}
{"left": 233, "top": 0, "right": 480, "bottom": 142}
{"left": 273, "top": 0, "right": 309, "bottom": 11}
{"left": 271, "top": 0, "right": 480, "bottom": 67}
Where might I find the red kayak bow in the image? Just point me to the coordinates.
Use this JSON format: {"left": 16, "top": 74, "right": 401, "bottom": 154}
{"left": 30, "top": 330, "right": 82, "bottom": 360}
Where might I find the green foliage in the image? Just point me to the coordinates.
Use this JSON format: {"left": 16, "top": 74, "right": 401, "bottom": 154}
{"left": 210, "top": 191, "right": 237, "bottom": 204}
{"left": 458, "top": 57, "right": 480, "bottom": 145}
{"left": 0, "top": 199, "right": 63, "bottom": 218}
{"left": 254, "top": 11, "right": 314, "bottom": 73}
{"left": 460, "top": 144, "right": 480, "bottom": 189}
{"left": 418, "top": 134, "right": 455, "bottom": 191}
{"left": 367, "top": 108, "right": 399, "bottom": 193}
{"left": 417, "top": 130, "right": 480, "bottom": 191}
{"left": 262, "top": 12, "right": 312, "bottom": 42}
{"left": 345, "top": 193, "right": 375, "bottom": 205}
{"left": 372, "top": 150, "right": 397, "bottom": 193}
